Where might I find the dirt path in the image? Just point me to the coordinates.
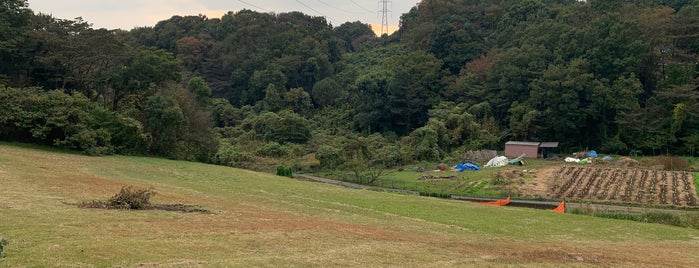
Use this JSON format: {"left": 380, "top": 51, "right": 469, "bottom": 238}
{"left": 295, "top": 174, "right": 420, "bottom": 195}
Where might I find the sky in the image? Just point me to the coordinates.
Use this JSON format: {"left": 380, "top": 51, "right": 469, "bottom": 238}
{"left": 27, "top": 0, "right": 420, "bottom": 35}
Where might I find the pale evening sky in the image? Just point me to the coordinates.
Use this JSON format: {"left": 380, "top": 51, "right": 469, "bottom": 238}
{"left": 27, "top": 0, "right": 419, "bottom": 34}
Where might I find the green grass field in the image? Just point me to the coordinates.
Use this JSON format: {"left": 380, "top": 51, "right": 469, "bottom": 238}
{"left": 320, "top": 159, "right": 554, "bottom": 198}
{"left": 2, "top": 143, "right": 699, "bottom": 267}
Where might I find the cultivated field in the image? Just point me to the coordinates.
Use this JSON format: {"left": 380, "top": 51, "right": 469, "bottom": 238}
{"left": 550, "top": 166, "right": 698, "bottom": 207}
{"left": 2, "top": 143, "right": 699, "bottom": 267}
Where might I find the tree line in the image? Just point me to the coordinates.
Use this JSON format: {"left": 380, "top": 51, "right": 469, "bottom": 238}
{"left": 1, "top": 0, "right": 697, "bottom": 171}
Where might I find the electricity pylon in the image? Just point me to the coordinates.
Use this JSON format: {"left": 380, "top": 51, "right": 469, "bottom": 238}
{"left": 379, "top": 0, "right": 391, "bottom": 35}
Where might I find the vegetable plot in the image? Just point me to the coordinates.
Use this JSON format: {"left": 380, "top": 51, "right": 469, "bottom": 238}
{"left": 549, "top": 166, "right": 697, "bottom": 207}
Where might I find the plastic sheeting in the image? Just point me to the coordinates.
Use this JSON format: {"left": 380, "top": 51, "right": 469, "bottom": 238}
{"left": 588, "top": 150, "right": 598, "bottom": 157}
{"left": 455, "top": 163, "right": 480, "bottom": 171}
{"left": 480, "top": 196, "right": 510, "bottom": 206}
{"left": 485, "top": 156, "right": 509, "bottom": 168}
{"left": 565, "top": 157, "right": 581, "bottom": 163}
{"left": 565, "top": 157, "right": 592, "bottom": 164}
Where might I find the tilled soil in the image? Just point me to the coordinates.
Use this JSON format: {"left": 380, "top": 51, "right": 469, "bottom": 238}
{"left": 520, "top": 165, "right": 697, "bottom": 207}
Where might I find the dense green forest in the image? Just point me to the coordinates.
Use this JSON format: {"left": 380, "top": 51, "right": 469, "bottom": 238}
{"left": 1, "top": 0, "right": 698, "bottom": 171}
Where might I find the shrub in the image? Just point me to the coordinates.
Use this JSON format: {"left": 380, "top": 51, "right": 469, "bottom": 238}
{"left": 681, "top": 213, "right": 699, "bottom": 229}
{"left": 255, "top": 142, "right": 289, "bottom": 157}
{"left": 0, "top": 87, "right": 154, "bottom": 156}
{"left": 569, "top": 208, "right": 584, "bottom": 214}
{"left": 315, "top": 145, "right": 342, "bottom": 169}
{"left": 55, "top": 128, "right": 114, "bottom": 156}
{"left": 215, "top": 144, "right": 253, "bottom": 167}
{"left": 655, "top": 156, "right": 691, "bottom": 171}
{"left": 593, "top": 210, "right": 639, "bottom": 221}
{"left": 216, "top": 126, "right": 243, "bottom": 138}
{"left": 107, "top": 186, "right": 156, "bottom": 210}
{"left": 276, "top": 165, "right": 293, "bottom": 178}
{"left": 401, "top": 124, "right": 442, "bottom": 162}
{"left": 248, "top": 111, "right": 312, "bottom": 144}
{"left": 639, "top": 211, "right": 683, "bottom": 227}
{"left": 0, "top": 237, "right": 7, "bottom": 258}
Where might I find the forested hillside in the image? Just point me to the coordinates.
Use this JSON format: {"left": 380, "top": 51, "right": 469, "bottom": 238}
{"left": 1, "top": 0, "right": 697, "bottom": 171}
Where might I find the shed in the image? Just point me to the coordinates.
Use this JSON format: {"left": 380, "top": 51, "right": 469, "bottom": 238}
{"left": 504, "top": 141, "right": 540, "bottom": 158}
{"left": 539, "top": 142, "right": 559, "bottom": 148}
{"left": 539, "top": 142, "right": 559, "bottom": 159}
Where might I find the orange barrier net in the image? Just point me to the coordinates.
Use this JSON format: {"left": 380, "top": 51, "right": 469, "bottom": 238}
{"left": 480, "top": 196, "right": 510, "bottom": 206}
{"left": 553, "top": 200, "right": 565, "bottom": 213}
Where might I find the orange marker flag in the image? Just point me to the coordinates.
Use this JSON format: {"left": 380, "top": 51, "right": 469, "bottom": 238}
{"left": 553, "top": 199, "right": 565, "bottom": 213}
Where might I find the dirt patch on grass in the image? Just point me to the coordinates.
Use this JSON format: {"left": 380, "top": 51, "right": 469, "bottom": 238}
{"left": 115, "top": 206, "right": 699, "bottom": 267}
{"left": 512, "top": 168, "right": 556, "bottom": 198}
{"left": 76, "top": 185, "right": 212, "bottom": 213}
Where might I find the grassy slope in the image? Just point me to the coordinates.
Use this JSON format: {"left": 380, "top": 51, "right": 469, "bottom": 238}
{"left": 1, "top": 143, "right": 699, "bottom": 267}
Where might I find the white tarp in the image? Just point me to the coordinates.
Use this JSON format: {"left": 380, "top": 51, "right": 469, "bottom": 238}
{"left": 485, "top": 156, "right": 508, "bottom": 168}
{"left": 565, "top": 157, "right": 581, "bottom": 163}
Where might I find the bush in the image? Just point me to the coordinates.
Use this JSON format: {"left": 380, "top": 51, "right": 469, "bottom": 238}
{"left": 216, "top": 126, "right": 243, "bottom": 138}
{"left": 315, "top": 145, "right": 342, "bottom": 169}
{"left": 401, "top": 125, "right": 442, "bottom": 162}
{"left": 593, "top": 210, "right": 639, "bottom": 221}
{"left": 639, "top": 211, "right": 683, "bottom": 227}
{"left": 55, "top": 128, "right": 114, "bottom": 156}
{"left": 247, "top": 111, "right": 312, "bottom": 144}
{"left": 107, "top": 186, "right": 156, "bottom": 210}
{"left": 215, "top": 144, "right": 253, "bottom": 167}
{"left": 681, "top": 213, "right": 699, "bottom": 229}
{"left": 569, "top": 208, "right": 584, "bottom": 214}
{"left": 655, "top": 156, "right": 691, "bottom": 171}
{"left": 255, "top": 142, "right": 289, "bottom": 157}
{"left": 0, "top": 87, "right": 153, "bottom": 156}
{"left": 276, "top": 165, "right": 293, "bottom": 178}
{"left": 0, "top": 237, "right": 7, "bottom": 258}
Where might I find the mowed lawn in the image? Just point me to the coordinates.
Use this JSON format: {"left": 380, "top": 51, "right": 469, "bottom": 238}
{"left": 1, "top": 144, "right": 699, "bottom": 267}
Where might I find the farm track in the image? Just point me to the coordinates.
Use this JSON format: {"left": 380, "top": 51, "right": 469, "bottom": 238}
{"left": 549, "top": 166, "right": 698, "bottom": 207}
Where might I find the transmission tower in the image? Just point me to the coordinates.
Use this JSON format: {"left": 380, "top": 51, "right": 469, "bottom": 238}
{"left": 378, "top": 0, "right": 391, "bottom": 35}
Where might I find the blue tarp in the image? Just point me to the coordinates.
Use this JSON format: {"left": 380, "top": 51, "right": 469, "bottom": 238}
{"left": 588, "top": 150, "right": 598, "bottom": 158}
{"left": 455, "top": 163, "right": 480, "bottom": 171}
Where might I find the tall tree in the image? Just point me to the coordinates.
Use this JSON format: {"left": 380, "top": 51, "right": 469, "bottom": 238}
{"left": 0, "top": 0, "right": 33, "bottom": 86}
{"left": 486, "top": 44, "right": 553, "bottom": 120}
{"left": 334, "top": 21, "right": 376, "bottom": 52}
{"left": 143, "top": 92, "right": 188, "bottom": 158}
{"left": 528, "top": 59, "right": 605, "bottom": 147}
{"left": 428, "top": 15, "right": 484, "bottom": 74}
{"left": 110, "top": 47, "right": 183, "bottom": 110}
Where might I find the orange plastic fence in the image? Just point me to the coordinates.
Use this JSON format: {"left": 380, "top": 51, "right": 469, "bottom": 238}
{"left": 480, "top": 196, "right": 510, "bottom": 206}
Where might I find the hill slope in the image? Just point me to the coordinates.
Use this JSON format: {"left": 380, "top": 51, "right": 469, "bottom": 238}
{"left": 1, "top": 143, "right": 699, "bottom": 267}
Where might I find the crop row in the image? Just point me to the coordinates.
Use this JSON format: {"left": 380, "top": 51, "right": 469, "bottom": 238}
{"left": 549, "top": 166, "right": 697, "bottom": 206}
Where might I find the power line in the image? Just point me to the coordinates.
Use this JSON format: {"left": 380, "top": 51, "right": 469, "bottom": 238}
{"left": 237, "top": 0, "right": 270, "bottom": 12}
{"left": 295, "top": 0, "right": 338, "bottom": 24}
{"left": 316, "top": 0, "right": 364, "bottom": 15}
{"left": 350, "top": 0, "right": 375, "bottom": 13}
